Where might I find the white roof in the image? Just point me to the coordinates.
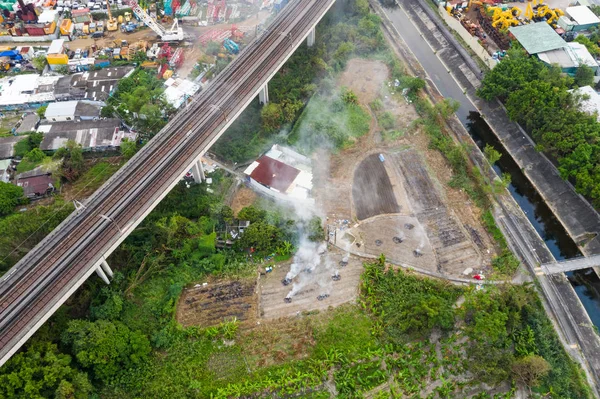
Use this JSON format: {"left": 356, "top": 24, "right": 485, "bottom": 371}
{"left": 37, "top": 125, "right": 52, "bottom": 133}
{"left": 45, "top": 101, "right": 78, "bottom": 118}
{"left": 163, "top": 79, "right": 201, "bottom": 108}
{"left": 48, "top": 39, "right": 65, "bottom": 54}
{"left": 566, "top": 5, "right": 600, "bottom": 25}
{"left": 537, "top": 42, "right": 598, "bottom": 69}
{"left": 38, "top": 9, "right": 58, "bottom": 23}
{"left": 571, "top": 85, "right": 600, "bottom": 121}
{"left": 243, "top": 161, "right": 260, "bottom": 176}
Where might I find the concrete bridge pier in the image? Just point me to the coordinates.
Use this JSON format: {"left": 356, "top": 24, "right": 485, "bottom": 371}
{"left": 101, "top": 258, "right": 113, "bottom": 278}
{"left": 258, "top": 83, "right": 269, "bottom": 104}
{"left": 96, "top": 264, "right": 110, "bottom": 284}
{"left": 307, "top": 27, "right": 315, "bottom": 47}
{"left": 191, "top": 158, "right": 206, "bottom": 183}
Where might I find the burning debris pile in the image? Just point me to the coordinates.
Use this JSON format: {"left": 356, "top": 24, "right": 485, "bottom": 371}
{"left": 339, "top": 254, "right": 349, "bottom": 267}
{"left": 281, "top": 240, "right": 349, "bottom": 304}
{"left": 332, "top": 270, "right": 341, "bottom": 281}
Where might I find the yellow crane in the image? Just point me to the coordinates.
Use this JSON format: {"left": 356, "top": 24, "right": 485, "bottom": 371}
{"left": 106, "top": 0, "right": 118, "bottom": 31}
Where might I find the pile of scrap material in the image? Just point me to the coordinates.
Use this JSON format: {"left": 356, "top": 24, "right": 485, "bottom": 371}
{"left": 477, "top": 6, "right": 510, "bottom": 49}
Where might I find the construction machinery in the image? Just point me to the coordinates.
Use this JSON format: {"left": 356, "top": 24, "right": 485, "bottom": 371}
{"left": 223, "top": 38, "right": 238, "bottom": 54}
{"left": 106, "top": 0, "right": 118, "bottom": 31}
{"left": 130, "top": 0, "right": 184, "bottom": 41}
{"left": 120, "top": 21, "right": 138, "bottom": 33}
{"left": 124, "top": 11, "right": 132, "bottom": 22}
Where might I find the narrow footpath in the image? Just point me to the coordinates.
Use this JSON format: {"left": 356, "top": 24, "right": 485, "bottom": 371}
{"left": 369, "top": 0, "right": 600, "bottom": 394}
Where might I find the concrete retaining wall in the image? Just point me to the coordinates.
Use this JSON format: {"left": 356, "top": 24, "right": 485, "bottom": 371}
{"left": 437, "top": 4, "right": 496, "bottom": 70}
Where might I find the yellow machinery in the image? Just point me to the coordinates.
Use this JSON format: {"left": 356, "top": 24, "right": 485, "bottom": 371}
{"left": 118, "top": 15, "right": 123, "bottom": 24}
{"left": 489, "top": 6, "right": 521, "bottom": 30}
{"left": 124, "top": 11, "right": 132, "bottom": 22}
{"left": 106, "top": 0, "right": 118, "bottom": 31}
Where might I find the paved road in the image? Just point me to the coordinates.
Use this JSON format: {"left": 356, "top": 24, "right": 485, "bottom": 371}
{"left": 382, "top": 4, "right": 475, "bottom": 123}
{"left": 371, "top": 0, "right": 600, "bottom": 393}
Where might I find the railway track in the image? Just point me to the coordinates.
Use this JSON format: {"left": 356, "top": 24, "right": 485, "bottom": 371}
{"left": 0, "top": 0, "right": 336, "bottom": 364}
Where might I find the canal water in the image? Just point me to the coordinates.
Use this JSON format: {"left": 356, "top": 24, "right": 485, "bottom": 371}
{"left": 377, "top": 0, "right": 600, "bottom": 328}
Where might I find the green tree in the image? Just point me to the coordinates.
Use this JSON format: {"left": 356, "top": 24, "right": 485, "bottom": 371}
{"left": 511, "top": 355, "right": 551, "bottom": 387}
{"left": 55, "top": 140, "right": 85, "bottom": 182}
{"left": 100, "top": 104, "right": 115, "bottom": 118}
{"left": 32, "top": 54, "right": 48, "bottom": 72}
{"left": 237, "top": 205, "right": 266, "bottom": 223}
{"left": 341, "top": 89, "right": 359, "bottom": 105}
{"left": 120, "top": 138, "right": 138, "bottom": 160}
{"left": 575, "top": 64, "right": 595, "bottom": 87}
{"left": 261, "top": 102, "right": 284, "bottom": 132}
{"left": 37, "top": 105, "right": 48, "bottom": 119}
{"left": 14, "top": 133, "right": 44, "bottom": 158}
{"left": 25, "top": 147, "right": 46, "bottom": 162}
{"left": 62, "top": 319, "right": 151, "bottom": 383}
{"left": 238, "top": 221, "right": 281, "bottom": 253}
{"left": 307, "top": 216, "right": 324, "bottom": 242}
{"left": 55, "top": 65, "right": 69, "bottom": 75}
{"left": 0, "top": 182, "right": 25, "bottom": 216}
{"left": 484, "top": 143, "right": 502, "bottom": 165}
{"left": 574, "top": 35, "right": 600, "bottom": 57}
{"left": 0, "top": 342, "right": 92, "bottom": 398}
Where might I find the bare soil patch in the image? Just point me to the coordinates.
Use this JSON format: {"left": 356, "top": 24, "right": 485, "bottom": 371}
{"left": 176, "top": 278, "right": 258, "bottom": 328}
{"left": 352, "top": 153, "right": 400, "bottom": 220}
{"left": 230, "top": 186, "right": 257, "bottom": 215}
{"left": 338, "top": 58, "right": 389, "bottom": 104}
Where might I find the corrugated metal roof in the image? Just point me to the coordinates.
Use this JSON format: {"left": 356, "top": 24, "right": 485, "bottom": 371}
{"left": 47, "top": 39, "right": 64, "bottom": 55}
{"left": 44, "top": 100, "right": 78, "bottom": 118}
{"left": 566, "top": 5, "right": 600, "bottom": 26}
{"left": 248, "top": 155, "right": 300, "bottom": 193}
{"left": 509, "top": 23, "right": 566, "bottom": 55}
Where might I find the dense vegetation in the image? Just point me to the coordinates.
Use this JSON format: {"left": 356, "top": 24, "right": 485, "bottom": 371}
{"left": 478, "top": 49, "right": 600, "bottom": 206}
{"left": 102, "top": 69, "right": 175, "bottom": 142}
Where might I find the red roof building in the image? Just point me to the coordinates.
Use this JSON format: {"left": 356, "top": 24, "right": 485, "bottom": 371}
{"left": 245, "top": 155, "right": 300, "bottom": 193}
{"left": 16, "top": 172, "right": 55, "bottom": 198}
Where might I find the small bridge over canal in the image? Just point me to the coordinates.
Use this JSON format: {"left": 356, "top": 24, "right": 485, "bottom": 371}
{"left": 542, "top": 255, "right": 600, "bottom": 274}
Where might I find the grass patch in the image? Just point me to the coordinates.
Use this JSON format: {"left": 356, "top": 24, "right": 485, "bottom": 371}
{"left": 72, "top": 161, "right": 123, "bottom": 194}
{"left": 482, "top": 210, "right": 520, "bottom": 275}
{"left": 288, "top": 94, "right": 371, "bottom": 152}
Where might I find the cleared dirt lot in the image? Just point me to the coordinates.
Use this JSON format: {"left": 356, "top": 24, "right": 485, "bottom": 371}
{"left": 176, "top": 279, "right": 258, "bottom": 328}
{"left": 259, "top": 249, "right": 363, "bottom": 320}
{"left": 316, "top": 58, "right": 496, "bottom": 278}
{"left": 352, "top": 153, "right": 401, "bottom": 220}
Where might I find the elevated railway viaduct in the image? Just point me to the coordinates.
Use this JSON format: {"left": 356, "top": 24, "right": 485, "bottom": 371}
{"left": 0, "top": 0, "right": 336, "bottom": 366}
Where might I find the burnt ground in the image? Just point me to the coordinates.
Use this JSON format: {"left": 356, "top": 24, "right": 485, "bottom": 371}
{"left": 176, "top": 279, "right": 258, "bottom": 328}
{"left": 352, "top": 153, "right": 401, "bottom": 220}
{"left": 259, "top": 249, "right": 364, "bottom": 320}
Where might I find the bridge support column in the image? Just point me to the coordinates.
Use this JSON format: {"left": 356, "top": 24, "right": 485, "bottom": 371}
{"left": 191, "top": 159, "right": 205, "bottom": 183}
{"left": 101, "top": 259, "right": 113, "bottom": 278}
{"left": 307, "top": 27, "right": 315, "bottom": 47}
{"left": 96, "top": 265, "right": 110, "bottom": 284}
{"left": 258, "top": 83, "right": 269, "bottom": 104}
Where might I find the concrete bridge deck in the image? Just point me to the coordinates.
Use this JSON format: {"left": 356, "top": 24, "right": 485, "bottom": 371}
{"left": 542, "top": 256, "right": 600, "bottom": 275}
